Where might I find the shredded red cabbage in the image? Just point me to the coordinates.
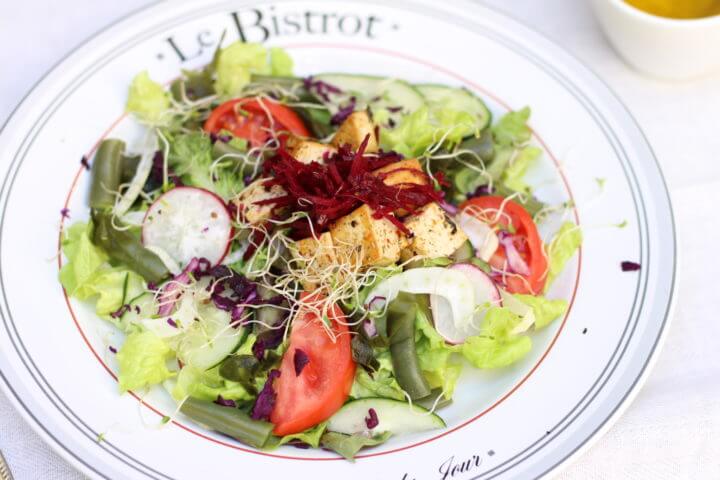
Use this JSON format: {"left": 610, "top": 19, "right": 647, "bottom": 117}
{"left": 110, "top": 304, "right": 131, "bottom": 319}
{"left": 60, "top": 208, "right": 71, "bottom": 219}
{"left": 251, "top": 369, "right": 281, "bottom": 420}
{"left": 108, "top": 346, "right": 117, "bottom": 354}
{"left": 80, "top": 155, "right": 91, "bottom": 170}
{"left": 303, "top": 76, "right": 343, "bottom": 102}
{"left": 365, "top": 408, "right": 379, "bottom": 429}
{"left": 214, "top": 395, "right": 237, "bottom": 408}
{"left": 167, "top": 318, "right": 178, "bottom": 328}
{"left": 331, "top": 96, "right": 356, "bottom": 125}
{"left": 621, "top": 261, "right": 641, "bottom": 272}
{"left": 293, "top": 349, "right": 310, "bottom": 376}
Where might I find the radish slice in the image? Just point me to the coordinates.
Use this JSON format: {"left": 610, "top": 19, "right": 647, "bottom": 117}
{"left": 142, "top": 187, "right": 233, "bottom": 267}
{"left": 430, "top": 263, "right": 502, "bottom": 344}
{"left": 364, "top": 267, "right": 476, "bottom": 332}
{"left": 457, "top": 211, "right": 499, "bottom": 262}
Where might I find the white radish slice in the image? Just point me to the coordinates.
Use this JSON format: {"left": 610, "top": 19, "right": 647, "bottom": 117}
{"left": 143, "top": 187, "right": 233, "bottom": 267}
{"left": 364, "top": 267, "right": 476, "bottom": 332}
{"left": 457, "top": 211, "right": 499, "bottom": 262}
{"left": 499, "top": 289, "right": 537, "bottom": 335}
{"left": 430, "top": 263, "right": 502, "bottom": 344}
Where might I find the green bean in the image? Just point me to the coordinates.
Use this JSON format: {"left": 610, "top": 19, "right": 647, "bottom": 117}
{"left": 120, "top": 154, "right": 141, "bottom": 184}
{"left": 89, "top": 139, "right": 125, "bottom": 210}
{"left": 387, "top": 293, "right": 431, "bottom": 400}
{"left": 180, "top": 397, "right": 273, "bottom": 448}
{"left": 91, "top": 212, "right": 169, "bottom": 284}
{"left": 170, "top": 70, "right": 214, "bottom": 102}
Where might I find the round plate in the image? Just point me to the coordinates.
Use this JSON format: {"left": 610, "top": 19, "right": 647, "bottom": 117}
{"left": 0, "top": 1, "right": 676, "bottom": 479}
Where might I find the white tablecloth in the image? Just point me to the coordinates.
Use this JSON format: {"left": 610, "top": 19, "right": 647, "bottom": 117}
{"left": 1, "top": 0, "right": 718, "bottom": 478}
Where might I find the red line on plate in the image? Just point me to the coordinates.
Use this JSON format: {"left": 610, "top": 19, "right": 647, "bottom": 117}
{"left": 57, "top": 44, "right": 581, "bottom": 461}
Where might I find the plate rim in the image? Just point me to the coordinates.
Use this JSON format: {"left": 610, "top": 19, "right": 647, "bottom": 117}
{"left": 0, "top": 1, "right": 677, "bottom": 479}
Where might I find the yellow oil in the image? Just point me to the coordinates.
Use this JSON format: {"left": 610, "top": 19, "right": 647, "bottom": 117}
{"left": 625, "top": 0, "right": 720, "bottom": 19}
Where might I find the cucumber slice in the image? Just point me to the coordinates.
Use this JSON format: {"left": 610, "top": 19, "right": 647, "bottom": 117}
{"left": 416, "top": 84, "right": 491, "bottom": 132}
{"left": 117, "top": 293, "right": 156, "bottom": 331}
{"left": 327, "top": 398, "right": 445, "bottom": 435}
{"left": 177, "top": 303, "right": 245, "bottom": 370}
{"left": 314, "top": 73, "right": 425, "bottom": 124}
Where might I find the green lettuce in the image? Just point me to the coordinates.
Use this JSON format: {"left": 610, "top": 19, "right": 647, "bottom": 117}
{"left": 59, "top": 222, "right": 108, "bottom": 298}
{"left": 321, "top": 431, "right": 392, "bottom": 460}
{"left": 265, "top": 422, "right": 328, "bottom": 449}
{"left": 492, "top": 107, "right": 531, "bottom": 147}
{"left": 545, "top": 222, "right": 582, "bottom": 289}
{"left": 269, "top": 47, "right": 294, "bottom": 76}
{"left": 501, "top": 146, "right": 542, "bottom": 194}
{"left": 117, "top": 330, "right": 174, "bottom": 392}
{"left": 415, "top": 310, "right": 462, "bottom": 398}
{"left": 350, "top": 352, "right": 405, "bottom": 401}
{"left": 59, "top": 221, "right": 145, "bottom": 318}
{"left": 381, "top": 105, "right": 477, "bottom": 157}
{"left": 461, "top": 307, "right": 532, "bottom": 369}
{"left": 171, "top": 365, "right": 252, "bottom": 403}
{"left": 167, "top": 132, "right": 245, "bottom": 199}
{"left": 514, "top": 294, "right": 568, "bottom": 329}
{"left": 126, "top": 71, "right": 170, "bottom": 124}
{"left": 214, "top": 42, "right": 294, "bottom": 96}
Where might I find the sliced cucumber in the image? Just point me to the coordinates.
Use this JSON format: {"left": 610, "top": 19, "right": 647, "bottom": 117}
{"left": 416, "top": 84, "right": 491, "bottom": 132}
{"left": 117, "top": 293, "right": 157, "bottom": 331}
{"left": 176, "top": 303, "right": 245, "bottom": 370}
{"left": 327, "top": 398, "right": 445, "bottom": 435}
{"left": 314, "top": 73, "right": 425, "bottom": 124}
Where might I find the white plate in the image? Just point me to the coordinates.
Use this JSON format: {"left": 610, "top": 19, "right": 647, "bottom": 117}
{"left": 0, "top": 1, "right": 676, "bottom": 479}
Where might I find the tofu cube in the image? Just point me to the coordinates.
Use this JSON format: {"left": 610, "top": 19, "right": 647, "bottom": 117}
{"left": 331, "top": 111, "right": 379, "bottom": 153}
{"left": 372, "top": 158, "right": 428, "bottom": 216}
{"left": 232, "top": 178, "right": 286, "bottom": 224}
{"left": 292, "top": 232, "right": 337, "bottom": 290}
{"left": 401, "top": 203, "right": 468, "bottom": 260}
{"left": 286, "top": 137, "right": 336, "bottom": 164}
{"left": 330, "top": 204, "right": 405, "bottom": 267}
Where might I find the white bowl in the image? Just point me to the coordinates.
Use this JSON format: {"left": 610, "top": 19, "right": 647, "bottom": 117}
{"left": 591, "top": 0, "right": 720, "bottom": 80}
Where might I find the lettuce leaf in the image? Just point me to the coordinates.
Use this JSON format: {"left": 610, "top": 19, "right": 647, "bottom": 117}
{"left": 492, "top": 107, "right": 531, "bottom": 147}
{"left": 415, "top": 309, "right": 462, "bottom": 398}
{"left": 321, "top": 431, "right": 392, "bottom": 460}
{"left": 117, "top": 330, "right": 174, "bottom": 392}
{"left": 461, "top": 307, "right": 532, "bottom": 369}
{"left": 502, "top": 146, "right": 542, "bottom": 194}
{"left": 265, "top": 421, "right": 328, "bottom": 449}
{"left": 167, "top": 131, "right": 245, "bottom": 199}
{"left": 214, "top": 43, "right": 294, "bottom": 96}
{"left": 269, "top": 47, "right": 294, "bottom": 76}
{"left": 90, "top": 269, "right": 145, "bottom": 317}
{"left": 545, "top": 222, "right": 582, "bottom": 289}
{"left": 171, "top": 365, "right": 252, "bottom": 403}
{"left": 59, "top": 222, "right": 108, "bottom": 298}
{"left": 381, "top": 105, "right": 476, "bottom": 157}
{"left": 126, "top": 71, "right": 170, "bottom": 124}
{"left": 514, "top": 294, "right": 568, "bottom": 329}
{"left": 350, "top": 352, "right": 405, "bottom": 401}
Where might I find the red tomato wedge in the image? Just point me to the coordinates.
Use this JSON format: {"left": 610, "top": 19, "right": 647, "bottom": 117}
{"left": 203, "top": 97, "right": 310, "bottom": 148}
{"left": 460, "top": 196, "right": 547, "bottom": 295}
{"left": 270, "top": 293, "right": 356, "bottom": 436}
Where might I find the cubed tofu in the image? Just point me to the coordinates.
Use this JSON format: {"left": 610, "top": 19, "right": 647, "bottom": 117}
{"left": 401, "top": 203, "right": 468, "bottom": 260}
{"left": 286, "top": 137, "right": 336, "bottom": 164}
{"left": 330, "top": 204, "right": 405, "bottom": 267}
{"left": 373, "top": 158, "right": 427, "bottom": 187}
{"left": 232, "top": 178, "right": 286, "bottom": 224}
{"left": 373, "top": 158, "right": 428, "bottom": 217}
{"left": 292, "top": 232, "right": 337, "bottom": 290}
{"left": 331, "top": 111, "right": 379, "bottom": 153}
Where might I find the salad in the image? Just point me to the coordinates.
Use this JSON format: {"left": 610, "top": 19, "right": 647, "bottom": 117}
{"left": 59, "top": 41, "right": 582, "bottom": 459}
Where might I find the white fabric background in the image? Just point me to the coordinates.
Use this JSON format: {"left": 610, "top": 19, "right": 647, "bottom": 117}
{"left": 0, "top": 0, "right": 718, "bottom": 478}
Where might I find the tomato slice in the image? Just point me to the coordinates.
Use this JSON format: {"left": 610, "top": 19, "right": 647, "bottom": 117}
{"left": 460, "top": 196, "right": 547, "bottom": 295}
{"left": 203, "top": 98, "right": 310, "bottom": 148}
{"left": 270, "top": 293, "right": 356, "bottom": 436}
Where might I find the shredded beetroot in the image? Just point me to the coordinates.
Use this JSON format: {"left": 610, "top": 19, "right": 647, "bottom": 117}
{"left": 260, "top": 136, "right": 442, "bottom": 237}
